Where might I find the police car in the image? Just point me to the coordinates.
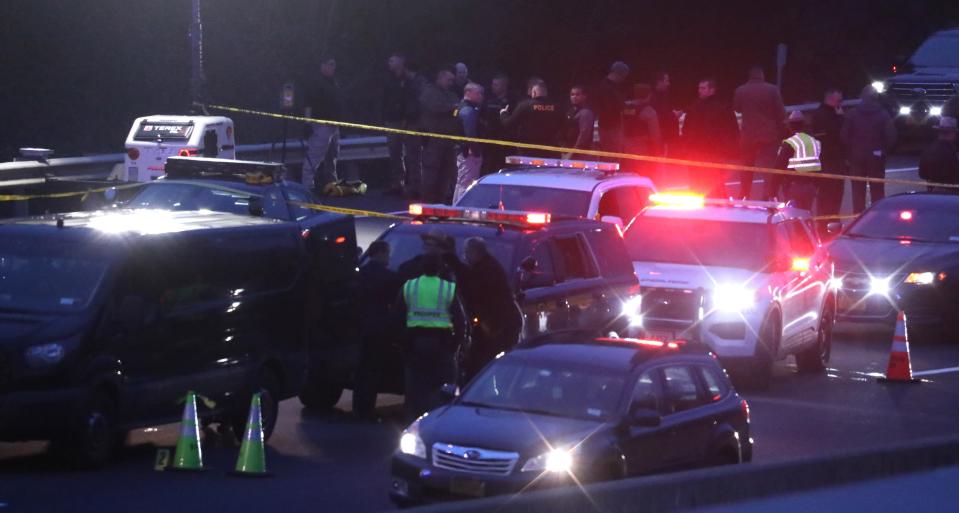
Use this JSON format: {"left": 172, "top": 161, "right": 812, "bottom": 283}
{"left": 455, "top": 156, "right": 657, "bottom": 231}
{"left": 305, "top": 204, "right": 641, "bottom": 409}
{"left": 622, "top": 193, "right": 836, "bottom": 388}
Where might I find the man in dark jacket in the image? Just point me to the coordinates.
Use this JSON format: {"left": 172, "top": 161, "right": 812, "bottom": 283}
{"left": 352, "top": 241, "right": 403, "bottom": 420}
{"left": 919, "top": 116, "right": 959, "bottom": 191}
{"left": 734, "top": 67, "right": 787, "bottom": 199}
{"left": 444, "top": 237, "right": 523, "bottom": 383}
{"left": 481, "top": 73, "right": 517, "bottom": 175}
{"left": 563, "top": 85, "right": 596, "bottom": 160}
{"left": 622, "top": 83, "right": 662, "bottom": 176}
{"left": 383, "top": 52, "right": 426, "bottom": 196}
{"left": 811, "top": 89, "right": 846, "bottom": 233}
{"left": 419, "top": 67, "right": 461, "bottom": 203}
{"left": 841, "top": 86, "right": 897, "bottom": 213}
{"left": 453, "top": 83, "right": 486, "bottom": 203}
{"left": 683, "top": 78, "right": 739, "bottom": 198}
{"left": 302, "top": 56, "right": 347, "bottom": 194}
{"left": 596, "top": 62, "right": 632, "bottom": 153}
{"left": 650, "top": 71, "right": 679, "bottom": 155}
{"left": 500, "top": 82, "right": 563, "bottom": 157}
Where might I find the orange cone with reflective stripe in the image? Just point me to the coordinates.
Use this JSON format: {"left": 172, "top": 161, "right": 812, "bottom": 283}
{"left": 172, "top": 391, "right": 204, "bottom": 470}
{"left": 878, "top": 311, "right": 920, "bottom": 383}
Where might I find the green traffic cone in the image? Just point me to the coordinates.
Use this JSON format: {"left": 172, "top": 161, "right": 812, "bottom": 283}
{"left": 172, "top": 391, "right": 204, "bottom": 471}
{"left": 230, "top": 393, "right": 271, "bottom": 477}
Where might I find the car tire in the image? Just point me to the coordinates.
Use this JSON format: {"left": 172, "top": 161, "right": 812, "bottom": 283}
{"left": 744, "top": 313, "right": 779, "bottom": 390}
{"left": 59, "top": 389, "right": 119, "bottom": 468}
{"left": 298, "top": 376, "right": 344, "bottom": 411}
{"left": 231, "top": 370, "right": 280, "bottom": 444}
{"left": 797, "top": 302, "right": 834, "bottom": 373}
{"left": 708, "top": 445, "right": 741, "bottom": 466}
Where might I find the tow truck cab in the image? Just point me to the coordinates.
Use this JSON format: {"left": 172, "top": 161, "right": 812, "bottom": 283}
{"left": 122, "top": 116, "right": 236, "bottom": 182}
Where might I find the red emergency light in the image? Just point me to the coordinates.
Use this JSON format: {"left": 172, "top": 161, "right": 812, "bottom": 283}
{"left": 408, "top": 204, "right": 551, "bottom": 227}
{"left": 791, "top": 257, "right": 811, "bottom": 272}
{"left": 899, "top": 211, "right": 914, "bottom": 221}
{"left": 505, "top": 155, "right": 619, "bottom": 172}
{"left": 595, "top": 337, "right": 684, "bottom": 349}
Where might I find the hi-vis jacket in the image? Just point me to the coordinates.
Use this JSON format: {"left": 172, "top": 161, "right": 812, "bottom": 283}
{"left": 783, "top": 132, "right": 823, "bottom": 172}
{"left": 403, "top": 275, "right": 456, "bottom": 329}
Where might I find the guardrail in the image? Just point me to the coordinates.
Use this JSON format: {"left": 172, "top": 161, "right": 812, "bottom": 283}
{"left": 0, "top": 99, "right": 858, "bottom": 189}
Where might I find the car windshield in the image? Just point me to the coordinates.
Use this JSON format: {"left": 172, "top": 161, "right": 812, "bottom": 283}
{"left": 910, "top": 34, "right": 959, "bottom": 68}
{"left": 457, "top": 184, "right": 591, "bottom": 218}
{"left": 461, "top": 359, "right": 626, "bottom": 421}
{"left": 377, "top": 228, "right": 516, "bottom": 273}
{"left": 0, "top": 238, "right": 109, "bottom": 313}
{"left": 625, "top": 217, "right": 773, "bottom": 271}
{"left": 128, "top": 183, "right": 254, "bottom": 216}
{"left": 846, "top": 198, "right": 959, "bottom": 243}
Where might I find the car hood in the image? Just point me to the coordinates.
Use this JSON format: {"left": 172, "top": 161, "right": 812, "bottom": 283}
{"left": 828, "top": 236, "right": 959, "bottom": 275}
{"left": 896, "top": 68, "right": 959, "bottom": 80}
{"left": 421, "top": 404, "right": 607, "bottom": 455}
{"left": 0, "top": 312, "right": 86, "bottom": 342}
{"left": 632, "top": 261, "right": 762, "bottom": 290}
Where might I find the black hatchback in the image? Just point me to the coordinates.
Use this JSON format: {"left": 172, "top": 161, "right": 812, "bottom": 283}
{"left": 389, "top": 334, "right": 752, "bottom": 505}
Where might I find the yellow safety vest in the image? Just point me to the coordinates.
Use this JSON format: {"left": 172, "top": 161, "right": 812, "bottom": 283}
{"left": 404, "top": 276, "right": 456, "bottom": 329}
{"left": 784, "top": 132, "right": 822, "bottom": 173}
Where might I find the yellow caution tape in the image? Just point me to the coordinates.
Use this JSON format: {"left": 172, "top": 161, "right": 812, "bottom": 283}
{"left": 204, "top": 102, "right": 959, "bottom": 190}
{"left": 0, "top": 182, "right": 146, "bottom": 201}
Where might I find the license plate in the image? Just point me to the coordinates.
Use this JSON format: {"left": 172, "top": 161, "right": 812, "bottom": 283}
{"left": 647, "top": 330, "right": 676, "bottom": 341}
{"left": 450, "top": 477, "right": 486, "bottom": 498}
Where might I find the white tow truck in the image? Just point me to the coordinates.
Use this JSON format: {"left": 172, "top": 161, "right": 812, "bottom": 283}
{"left": 120, "top": 115, "right": 235, "bottom": 182}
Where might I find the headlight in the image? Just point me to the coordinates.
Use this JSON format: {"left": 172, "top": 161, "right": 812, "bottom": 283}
{"left": 930, "top": 106, "right": 943, "bottom": 117}
{"left": 828, "top": 277, "right": 844, "bottom": 290}
{"left": 399, "top": 421, "right": 427, "bottom": 459}
{"left": 25, "top": 343, "right": 65, "bottom": 368}
{"left": 869, "top": 277, "right": 891, "bottom": 296}
{"left": 622, "top": 296, "right": 642, "bottom": 326}
{"left": 712, "top": 284, "right": 755, "bottom": 312}
{"left": 898, "top": 106, "right": 912, "bottom": 116}
{"left": 905, "top": 272, "right": 935, "bottom": 285}
{"left": 521, "top": 448, "right": 573, "bottom": 473}
{"left": 871, "top": 81, "right": 886, "bottom": 94}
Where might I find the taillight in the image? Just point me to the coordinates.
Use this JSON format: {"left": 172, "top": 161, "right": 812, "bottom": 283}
{"left": 334, "top": 236, "right": 347, "bottom": 244}
{"left": 126, "top": 148, "right": 140, "bottom": 160}
{"left": 178, "top": 148, "right": 199, "bottom": 157}
{"left": 740, "top": 399, "right": 750, "bottom": 423}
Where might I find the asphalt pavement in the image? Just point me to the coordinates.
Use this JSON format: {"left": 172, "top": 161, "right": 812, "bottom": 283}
{"left": 3, "top": 153, "right": 956, "bottom": 513}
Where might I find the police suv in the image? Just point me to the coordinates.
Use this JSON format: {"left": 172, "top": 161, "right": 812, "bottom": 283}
{"left": 455, "top": 156, "right": 657, "bottom": 231}
{"left": 622, "top": 194, "right": 836, "bottom": 388}
{"left": 306, "top": 204, "right": 640, "bottom": 409}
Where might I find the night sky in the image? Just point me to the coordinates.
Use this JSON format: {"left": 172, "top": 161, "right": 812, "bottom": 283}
{"left": 0, "top": 0, "right": 955, "bottom": 157}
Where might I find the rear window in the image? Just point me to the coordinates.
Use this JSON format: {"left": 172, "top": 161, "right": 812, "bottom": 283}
{"left": 457, "top": 184, "right": 591, "bottom": 218}
{"left": 585, "top": 226, "right": 634, "bottom": 278}
{"left": 376, "top": 228, "right": 516, "bottom": 275}
{"left": 625, "top": 217, "right": 774, "bottom": 271}
{"left": 846, "top": 196, "right": 959, "bottom": 243}
{"left": 134, "top": 122, "right": 194, "bottom": 141}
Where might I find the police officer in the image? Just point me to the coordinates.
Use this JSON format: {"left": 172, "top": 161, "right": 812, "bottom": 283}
{"left": 481, "top": 73, "right": 516, "bottom": 176}
{"left": 453, "top": 83, "right": 486, "bottom": 203}
{"left": 444, "top": 237, "right": 523, "bottom": 383}
{"left": 419, "top": 67, "right": 461, "bottom": 203}
{"left": 775, "top": 111, "right": 823, "bottom": 211}
{"left": 301, "top": 55, "right": 346, "bottom": 195}
{"left": 396, "top": 252, "right": 465, "bottom": 420}
{"left": 352, "top": 241, "right": 403, "bottom": 420}
{"left": 500, "top": 83, "right": 563, "bottom": 157}
{"left": 563, "top": 85, "right": 596, "bottom": 160}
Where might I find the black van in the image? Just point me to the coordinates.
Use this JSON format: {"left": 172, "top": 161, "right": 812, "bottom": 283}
{"left": 0, "top": 209, "right": 320, "bottom": 465}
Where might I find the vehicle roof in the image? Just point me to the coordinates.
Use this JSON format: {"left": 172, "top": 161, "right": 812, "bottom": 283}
{"left": 135, "top": 115, "right": 232, "bottom": 124}
{"left": 640, "top": 203, "right": 810, "bottom": 224}
{"left": 478, "top": 167, "right": 656, "bottom": 192}
{"left": 390, "top": 215, "right": 605, "bottom": 237}
{"left": 868, "top": 191, "right": 959, "bottom": 209}
{"left": 0, "top": 209, "right": 286, "bottom": 240}
{"left": 508, "top": 338, "right": 712, "bottom": 373}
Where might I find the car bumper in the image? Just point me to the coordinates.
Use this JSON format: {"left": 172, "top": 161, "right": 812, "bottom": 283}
{"left": 390, "top": 454, "right": 571, "bottom": 505}
{"left": 0, "top": 386, "right": 83, "bottom": 441}
{"left": 641, "top": 309, "right": 763, "bottom": 360}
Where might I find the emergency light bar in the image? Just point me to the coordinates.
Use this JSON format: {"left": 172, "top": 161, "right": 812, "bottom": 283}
{"left": 505, "top": 155, "right": 619, "bottom": 172}
{"left": 649, "top": 193, "right": 787, "bottom": 211}
{"left": 595, "top": 337, "right": 685, "bottom": 349}
{"left": 408, "top": 203, "right": 551, "bottom": 226}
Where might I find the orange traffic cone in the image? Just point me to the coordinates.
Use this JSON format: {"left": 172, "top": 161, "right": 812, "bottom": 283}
{"left": 878, "top": 311, "right": 920, "bottom": 384}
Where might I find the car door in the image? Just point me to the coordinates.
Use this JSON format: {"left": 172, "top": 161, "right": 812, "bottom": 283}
{"left": 621, "top": 369, "right": 672, "bottom": 475}
{"left": 550, "top": 232, "right": 605, "bottom": 331}
{"left": 773, "top": 222, "right": 807, "bottom": 350}
{"left": 657, "top": 364, "right": 712, "bottom": 468}
{"left": 584, "top": 226, "right": 640, "bottom": 332}
{"left": 779, "top": 220, "right": 823, "bottom": 349}
{"left": 517, "top": 238, "right": 567, "bottom": 339}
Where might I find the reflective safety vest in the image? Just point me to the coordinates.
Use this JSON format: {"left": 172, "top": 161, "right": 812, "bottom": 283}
{"left": 404, "top": 275, "right": 456, "bottom": 329}
{"left": 784, "top": 132, "right": 823, "bottom": 173}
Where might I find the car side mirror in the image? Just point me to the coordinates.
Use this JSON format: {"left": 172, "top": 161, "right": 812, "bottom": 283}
{"left": 248, "top": 196, "right": 265, "bottom": 217}
{"left": 600, "top": 215, "right": 625, "bottom": 231}
{"left": 629, "top": 408, "right": 662, "bottom": 428}
{"left": 439, "top": 383, "right": 459, "bottom": 403}
{"left": 826, "top": 222, "right": 842, "bottom": 235}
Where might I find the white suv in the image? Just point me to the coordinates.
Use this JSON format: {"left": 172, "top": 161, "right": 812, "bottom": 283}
{"left": 621, "top": 194, "right": 836, "bottom": 388}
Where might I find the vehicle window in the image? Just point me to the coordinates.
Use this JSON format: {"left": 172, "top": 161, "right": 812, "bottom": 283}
{"left": 783, "top": 220, "right": 815, "bottom": 256}
{"left": 202, "top": 130, "right": 218, "bottom": 158}
{"left": 698, "top": 366, "right": 728, "bottom": 402}
{"left": 133, "top": 122, "right": 194, "bottom": 141}
{"left": 223, "top": 231, "right": 300, "bottom": 293}
{"left": 630, "top": 371, "right": 660, "bottom": 412}
{"left": 524, "top": 240, "right": 556, "bottom": 283}
{"left": 625, "top": 217, "right": 774, "bottom": 271}
{"left": 456, "top": 184, "right": 592, "bottom": 218}
{"left": 263, "top": 189, "right": 290, "bottom": 221}
{"left": 910, "top": 34, "right": 959, "bottom": 68}
{"left": 284, "top": 187, "right": 316, "bottom": 222}
{"left": 552, "top": 234, "right": 598, "bottom": 281}
{"left": 585, "top": 227, "right": 634, "bottom": 278}
{"left": 662, "top": 366, "right": 706, "bottom": 414}
{"left": 128, "top": 184, "right": 250, "bottom": 216}
{"left": 379, "top": 229, "right": 514, "bottom": 275}
{"left": 462, "top": 360, "right": 626, "bottom": 421}
{"left": 845, "top": 196, "right": 959, "bottom": 243}
{"left": 0, "top": 237, "right": 109, "bottom": 312}
{"left": 599, "top": 187, "right": 650, "bottom": 224}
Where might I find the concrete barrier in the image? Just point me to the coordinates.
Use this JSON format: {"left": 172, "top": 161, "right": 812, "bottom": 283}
{"left": 398, "top": 435, "right": 959, "bottom": 513}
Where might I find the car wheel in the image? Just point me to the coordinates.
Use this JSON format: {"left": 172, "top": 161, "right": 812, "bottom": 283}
{"left": 708, "top": 445, "right": 741, "bottom": 466}
{"left": 797, "top": 302, "right": 834, "bottom": 372}
{"left": 742, "top": 313, "right": 778, "bottom": 390}
{"left": 60, "top": 389, "right": 119, "bottom": 468}
{"left": 232, "top": 370, "right": 280, "bottom": 444}
{"left": 298, "top": 375, "right": 344, "bottom": 411}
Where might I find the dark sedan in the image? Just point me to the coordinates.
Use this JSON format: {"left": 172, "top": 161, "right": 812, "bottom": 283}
{"left": 390, "top": 335, "right": 751, "bottom": 506}
{"left": 826, "top": 192, "right": 959, "bottom": 341}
